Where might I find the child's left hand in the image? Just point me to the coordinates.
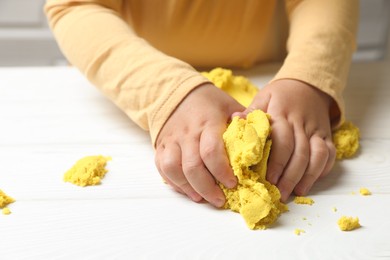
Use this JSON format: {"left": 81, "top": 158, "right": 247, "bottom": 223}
{"left": 233, "top": 79, "right": 337, "bottom": 202}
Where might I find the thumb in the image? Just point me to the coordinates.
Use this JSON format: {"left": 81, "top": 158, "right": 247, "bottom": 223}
{"left": 231, "top": 91, "right": 271, "bottom": 119}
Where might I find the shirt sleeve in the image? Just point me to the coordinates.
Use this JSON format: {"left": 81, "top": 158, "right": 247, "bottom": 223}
{"left": 272, "top": 0, "right": 359, "bottom": 127}
{"left": 44, "top": 0, "right": 209, "bottom": 145}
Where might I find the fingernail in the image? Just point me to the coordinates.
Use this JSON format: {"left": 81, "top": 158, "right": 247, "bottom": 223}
{"left": 280, "top": 189, "right": 288, "bottom": 202}
{"left": 231, "top": 112, "right": 245, "bottom": 119}
{"left": 301, "top": 184, "right": 312, "bottom": 196}
{"left": 214, "top": 197, "right": 225, "bottom": 208}
{"left": 299, "top": 186, "right": 308, "bottom": 195}
{"left": 226, "top": 178, "right": 237, "bottom": 189}
{"left": 268, "top": 174, "right": 278, "bottom": 185}
{"left": 189, "top": 191, "right": 202, "bottom": 202}
{"left": 231, "top": 112, "right": 240, "bottom": 118}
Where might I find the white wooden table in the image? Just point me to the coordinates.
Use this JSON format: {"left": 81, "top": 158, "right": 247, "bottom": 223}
{"left": 1, "top": 62, "right": 389, "bottom": 259}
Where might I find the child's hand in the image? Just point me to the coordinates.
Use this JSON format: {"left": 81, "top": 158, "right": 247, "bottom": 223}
{"left": 233, "top": 79, "right": 336, "bottom": 202}
{"left": 155, "top": 83, "right": 244, "bottom": 207}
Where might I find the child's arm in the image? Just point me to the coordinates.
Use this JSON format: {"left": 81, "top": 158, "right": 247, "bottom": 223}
{"left": 44, "top": 0, "right": 209, "bottom": 144}
{"left": 235, "top": 0, "right": 359, "bottom": 201}
{"left": 45, "top": 0, "right": 243, "bottom": 207}
{"left": 276, "top": 0, "right": 359, "bottom": 128}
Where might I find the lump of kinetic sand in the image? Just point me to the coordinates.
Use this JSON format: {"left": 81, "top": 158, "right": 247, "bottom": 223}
{"left": 201, "top": 67, "right": 259, "bottom": 107}
{"left": 359, "top": 187, "right": 371, "bottom": 196}
{"left": 64, "top": 155, "right": 111, "bottom": 186}
{"left": 202, "top": 67, "right": 360, "bottom": 160}
{"left": 2, "top": 207, "right": 11, "bottom": 215}
{"left": 0, "top": 190, "right": 15, "bottom": 214}
{"left": 338, "top": 216, "right": 361, "bottom": 231}
{"left": 221, "top": 110, "right": 288, "bottom": 230}
{"left": 294, "top": 229, "right": 306, "bottom": 236}
{"left": 294, "top": 196, "right": 315, "bottom": 205}
{"left": 332, "top": 121, "right": 360, "bottom": 159}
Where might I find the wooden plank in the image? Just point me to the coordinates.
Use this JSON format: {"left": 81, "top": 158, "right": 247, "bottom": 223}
{"left": 1, "top": 63, "right": 390, "bottom": 259}
{"left": 0, "top": 196, "right": 389, "bottom": 259}
{"left": 0, "top": 139, "right": 388, "bottom": 201}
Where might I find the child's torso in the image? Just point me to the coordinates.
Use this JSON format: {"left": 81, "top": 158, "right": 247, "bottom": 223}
{"left": 121, "top": 0, "right": 288, "bottom": 68}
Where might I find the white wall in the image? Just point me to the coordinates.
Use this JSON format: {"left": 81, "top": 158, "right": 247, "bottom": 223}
{"left": 0, "top": 0, "right": 389, "bottom": 66}
{"left": 0, "top": 0, "right": 65, "bottom": 66}
{"left": 354, "top": 0, "right": 390, "bottom": 61}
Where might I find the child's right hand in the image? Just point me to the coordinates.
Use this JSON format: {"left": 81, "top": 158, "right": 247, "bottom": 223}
{"left": 154, "top": 83, "right": 244, "bottom": 207}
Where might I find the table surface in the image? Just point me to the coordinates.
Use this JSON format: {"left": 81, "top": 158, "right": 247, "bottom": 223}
{"left": 1, "top": 62, "right": 390, "bottom": 260}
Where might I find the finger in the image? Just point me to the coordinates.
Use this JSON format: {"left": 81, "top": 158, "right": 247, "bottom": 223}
{"left": 266, "top": 118, "right": 294, "bottom": 185}
{"left": 155, "top": 145, "right": 177, "bottom": 188}
{"left": 156, "top": 150, "right": 186, "bottom": 196}
{"left": 200, "top": 126, "right": 237, "bottom": 189}
{"left": 181, "top": 138, "right": 226, "bottom": 207}
{"left": 156, "top": 144, "right": 186, "bottom": 196}
{"left": 277, "top": 125, "right": 310, "bottom": 202}
{"left": 231, "top": 91, "right": 271, "bottom": 119}
{"left": 320, "top": 138, "right": 336, "bottom": 178}
{"left": 158, "top": 143, "right": 202, "bottom": 202}
{"left": 163, "top": 173, "right": 186, "bottom": 196}
{"left": 294, "top": 135, "right": 329, "bottom": 196}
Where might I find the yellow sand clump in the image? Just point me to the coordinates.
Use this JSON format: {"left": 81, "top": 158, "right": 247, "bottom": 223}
{"left": 338, "top": 216, "right": 361, "bottom": 231}
{"left": 0, "top": 190, "right": 14, "bottom": 215}
{"left": 359, "top": 187, "right": 371, "bottom": 196}
{"left": 2, "top": 207, "right": 11, "bottom": 215}
{"left": 294, "top": 229, "right": 305, "bottom": 236}
{"left": 0, "top": 189, "right": 15, "bottom": 209}
{"left": 332, "top": 121, "right": 360, "bottom": 159}
{"left": 202, "top": 67, "right": 360, "bottom": 160}
{"left": 64, "top": 155, "right": 111, "bottom": 186}
{"left": 294, "top": 196, "right": 315, "bottom": 205}
{"left": 221, "top": 110, "right": 288, "bottom": 230}
{"left": 201, "top": 67, "right": 259, "bottom": 107}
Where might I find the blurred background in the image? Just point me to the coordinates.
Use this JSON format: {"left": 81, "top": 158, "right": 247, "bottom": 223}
{"left": 0, "top": 0, "right": 389, "bottom": 67}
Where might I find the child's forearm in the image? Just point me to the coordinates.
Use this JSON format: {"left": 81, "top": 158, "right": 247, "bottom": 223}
{"left": 272, "top": 0, "right": 359, "bottom": 128}
{"left": 45, "top": 0, "right": 208, "bottom": 144}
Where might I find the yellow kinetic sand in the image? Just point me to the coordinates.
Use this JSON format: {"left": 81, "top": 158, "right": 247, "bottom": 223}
{"left": 0, "top": 189, "right": 15, "bottom": 215}
{"left": 294, "top": 196, "right": 315, "bottom": 205}
{"left": 0, "top": 189, "right": 15, "bottom": 208}
{"left": 64, "top": 155, "right": 111, "bottom": 186}
{"left": 338, "top": 216, "right": 361, "bottom": 231}
{"left": 294, "top": 229, "right": 306, "bottom": 236}
{"left": 201, "top": 67, "right": 258, "bottom": 107}
{"left": 2, "top": 207, "right": 11, "bottom": 215}
{"left": 222, "top": 110, "right": 288, "bottom": 230}
{"left": 332, "top": 121, "right": 360, "bottom": 159}
{"left": 202, "top": 67, "right": 360, "bottom": 159}
{"left": 359, "top": 187, "right": 371, "bottom": 196}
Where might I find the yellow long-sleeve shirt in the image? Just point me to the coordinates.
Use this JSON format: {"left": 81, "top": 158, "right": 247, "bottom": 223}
{"left": 45, "top": 0, "right": 358, "bottom": 145}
